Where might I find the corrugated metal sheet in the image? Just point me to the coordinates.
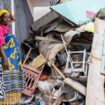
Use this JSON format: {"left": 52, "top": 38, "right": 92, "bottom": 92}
{"left": 51, "top": 0, "right": 105, "bottom": 25}
{"left": 15, "top": 0, "right": 33, "bottom": 44}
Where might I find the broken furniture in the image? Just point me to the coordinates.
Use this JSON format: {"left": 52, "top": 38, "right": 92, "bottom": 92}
{"left": 60, "top": 33, "right": 88, "bottom": 76}
{"left": 22, "top": 44, "right": 46, "bottom": 96}
{"left": 65, "top": 49, "right": 88, "bottom": 76}
{"left": 22, "top": 64, "right": 42, "bottom": 96}
{"left": 22, "top": 39, "right": 37, "bottom": 64}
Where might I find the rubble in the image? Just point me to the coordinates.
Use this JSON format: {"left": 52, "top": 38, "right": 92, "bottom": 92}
{"left": 20, "top": 1, "right": 105, "bottom": 105}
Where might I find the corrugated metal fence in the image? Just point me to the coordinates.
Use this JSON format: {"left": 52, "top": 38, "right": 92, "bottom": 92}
{"left": 0, "top": 0, "right": 33, "bottom": 45}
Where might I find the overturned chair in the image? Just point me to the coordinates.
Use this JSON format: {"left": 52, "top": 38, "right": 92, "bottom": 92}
{"left": 22, "top": 42, "right": 46, "bottom": 96}
{"left": 65, "top": 49, "right": 88, "bottom": 76}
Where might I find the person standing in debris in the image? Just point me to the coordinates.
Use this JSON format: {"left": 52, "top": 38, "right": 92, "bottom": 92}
{"left": 0, "top": 9, "right": 24, "bottom": 100}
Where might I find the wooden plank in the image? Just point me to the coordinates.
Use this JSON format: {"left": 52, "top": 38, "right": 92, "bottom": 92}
{"left": 100, "top": 34, "right": 105, "bottom": 75}
{"left": 86, "top": 18, "right": 105, "bottom": 105}
{"left": 35, "top": 36, "right": 61, "bottom": 43}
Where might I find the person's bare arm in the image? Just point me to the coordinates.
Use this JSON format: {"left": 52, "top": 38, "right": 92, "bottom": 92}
{"left": 0, "top": 46, "right": 9, "bottom": 69}
{"left": 0, "top": 46, "right": 6, "bottom": 59}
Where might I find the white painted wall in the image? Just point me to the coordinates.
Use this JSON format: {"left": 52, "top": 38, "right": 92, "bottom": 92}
{"left": 11, "top": 0, "right": 15, "bottom": 35}
{"left": 27, "top": 0, "right": 51, "bottom": 21}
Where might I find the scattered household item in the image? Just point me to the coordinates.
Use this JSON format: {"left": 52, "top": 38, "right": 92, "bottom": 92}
{"left": 52, "top": 85, "right": 79, "bottom": 102}
{"left": 65, "top": 50, "right": 87, "bottom": 74}
{"left": 51, "top": 63, "right": 86, "bottom": 96}
{"left": 37, "top": 80, "right": 54, "bottom": 95}
{"left": 56, "top": 52, "right": 67, "bottom": 67}
{"left": 35, "top": 92, "right": 46, "bottom": 105}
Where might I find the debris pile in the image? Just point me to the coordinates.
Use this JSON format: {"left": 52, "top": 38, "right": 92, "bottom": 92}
{"left": 20, "top": 0, "right": 105, "bottom": 105}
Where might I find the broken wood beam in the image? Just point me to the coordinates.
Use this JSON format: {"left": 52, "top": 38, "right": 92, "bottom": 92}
{"left": 51, "top": 63, "right": 86, "bottom": 96}
{"left": 35, "top": 36, "right": 61, "bottom": 43}
{"left": 86, "top": 18, "right": 105, "bottom": 105}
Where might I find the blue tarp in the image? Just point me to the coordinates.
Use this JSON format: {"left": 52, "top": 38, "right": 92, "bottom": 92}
{"left": 51, "top": 0, "right": 105, "bottom": 25}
